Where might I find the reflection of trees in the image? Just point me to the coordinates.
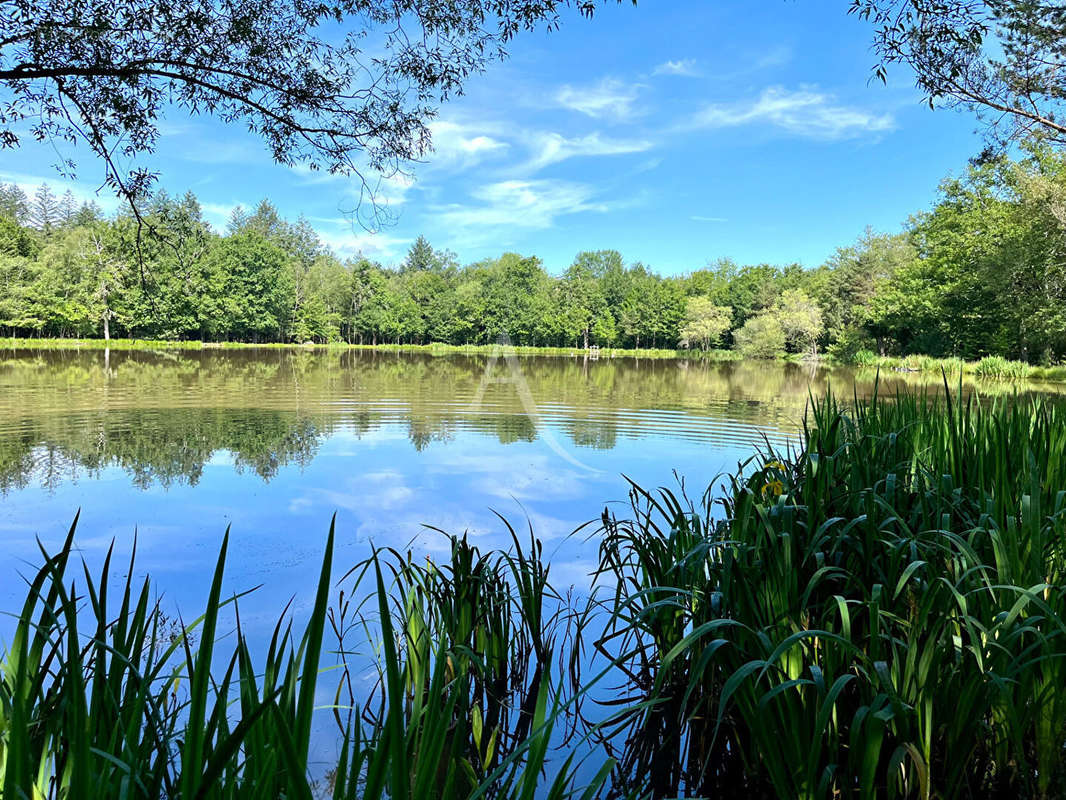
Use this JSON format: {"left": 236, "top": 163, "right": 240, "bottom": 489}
{"left": 6, "top": 347, "right": 1056, "bottom": 493}
{"left": 0, "top": 409, "right": 326, "bottom": 492}
{"left": 569, "top": 417, "right": 618, "bottom": 450}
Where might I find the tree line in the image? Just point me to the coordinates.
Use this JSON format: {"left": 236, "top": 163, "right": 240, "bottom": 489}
{"left": 3, "top": 141, "right": 1066, "bottom": 362}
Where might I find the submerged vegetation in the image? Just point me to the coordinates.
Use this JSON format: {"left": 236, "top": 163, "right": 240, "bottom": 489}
{"left": 4, "top": 140, "right": 1066, "bottom": 365}
{"left": 5, "top": 384, "right": 1066, "bottom": 797}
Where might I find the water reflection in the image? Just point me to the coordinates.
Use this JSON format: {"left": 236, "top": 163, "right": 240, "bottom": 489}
{"left": 2, "top": 349, "right": 1064, "bottom": 494}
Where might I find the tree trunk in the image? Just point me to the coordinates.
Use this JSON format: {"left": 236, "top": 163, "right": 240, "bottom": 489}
{"left": 103, "top": 313, "right": 110, "bottom": 342}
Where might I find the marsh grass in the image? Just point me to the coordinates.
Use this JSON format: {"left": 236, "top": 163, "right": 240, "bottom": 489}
{"left": 0, "top": 516, "right": 602, "bottom": 800}
{"left": 327, "top": 521, "right": 609, "bottom": 800}
{"left": 591, "top": 380, "right": 1066, "bottom": 798}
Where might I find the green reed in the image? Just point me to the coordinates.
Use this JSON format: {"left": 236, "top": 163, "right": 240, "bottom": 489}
{"left": 594, "top": 380, "right": 1066, "bottom": 798}
{"left": 0, "top": 515, "right": 600, "bottom": 800}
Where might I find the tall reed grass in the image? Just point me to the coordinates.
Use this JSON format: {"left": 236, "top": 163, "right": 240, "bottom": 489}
{"left": 0, "top": 517, "right": 604, "bottom": 800}
{"left": 593, "top": 381, "right": 1066, "bottom": 798}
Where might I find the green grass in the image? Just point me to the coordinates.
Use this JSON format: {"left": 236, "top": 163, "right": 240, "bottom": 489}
{"left": 0, "top": 516, "right": 602, "bottom": 800}
{"left": 844, "top": 349, "right": 1066, "bottom": 384}
{"left": 593, "top": 382, "right": 1066, "bottom": 798}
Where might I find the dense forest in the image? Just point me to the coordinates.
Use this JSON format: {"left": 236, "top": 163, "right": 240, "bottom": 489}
{"left": 3, "top": 142, "right": 1066, "bottom": 363}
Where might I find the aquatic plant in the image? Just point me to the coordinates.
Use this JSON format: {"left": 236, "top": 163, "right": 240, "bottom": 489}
{"left": 0, "top": 517, "right": 600, "bottom": 800}
{"left": 973, "top": 354, "right": 1028, "bottom": 379}
{"left": 593, "top": 382, "right": 1066, "bottom": 798}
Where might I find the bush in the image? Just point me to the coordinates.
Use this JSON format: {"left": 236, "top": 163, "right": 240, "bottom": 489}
{"left": 825, "top": 326, "right": 876, "bottom": 363}
{"left": 851, "top": 348, "right": 878, "bottom": 366}
{"left": 732, "top": 315, "right": 786, "bottom": 359}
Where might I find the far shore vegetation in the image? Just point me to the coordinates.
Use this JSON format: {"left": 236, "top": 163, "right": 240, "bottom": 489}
{"left": 7, "top": 337, "right": 1066, "bottom": 385}
{"left": 4, "top": 141, "right": 1066, "bottom": 372}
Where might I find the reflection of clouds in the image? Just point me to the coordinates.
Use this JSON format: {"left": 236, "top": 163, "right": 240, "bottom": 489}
{"left": 291, "top": 470, "right": 415, "bottom": 515}
{"left": 420, "top": 439, "right": 604, "bottom": 504}
{"left": 206, "top": 450, "right": 236, "bottom": 467}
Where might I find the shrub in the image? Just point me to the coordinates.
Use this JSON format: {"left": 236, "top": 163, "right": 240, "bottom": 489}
{"left": 732, "top": 315, "right": 786, "bottom": 359}
{"left": 850, "top": 348, "right": 879, "bottom": 366}
{"left": 826, "top": 327, "right": 877, "bottom": 363}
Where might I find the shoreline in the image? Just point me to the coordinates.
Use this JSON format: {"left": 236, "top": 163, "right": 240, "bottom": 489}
{"left": 4, "top": 337, "right": 1066, "bottom": 384}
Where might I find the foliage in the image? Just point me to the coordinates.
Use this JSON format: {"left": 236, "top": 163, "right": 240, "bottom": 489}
{"left": 772, "top": 288, "right": 823, "bottom": 356}
{"left": 678, "top": 297, "right": 731, "bottom": 350}
{"left": 6, "top": 142, "right": 1066, "bottom": 363}
{"left": 594, "top": 386, "right": 1066, "bottom": 798}
{"left": 732, "top": 314, "right": 786, "bottom": 359}
{"left": 0, "top": 516, "right": 601, "bottom": 800}
{"left": 853, "top": 0, "right": 1066, "bottom": 147}
{"left": 0, "top": 0, "right": 631, "bottom": 211}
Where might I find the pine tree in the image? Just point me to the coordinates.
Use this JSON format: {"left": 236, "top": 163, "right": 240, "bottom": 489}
{"left": 73, "top": 201, "right": 104, "bottom": 227}
{"left": 402, "top": 235, "right": 436, "bottom": 273}
{"left": 246, "top": 199, "right": 283, "bottom": 237}
{"left": 0, "top": 183, "right": 29, "bottom": 223}
{"left": 59, "top": 190, "right": 77, "bottom": 225}
{"left": 226, "top": 205, "right": 249, "bottom": 234}
{"left": 30, "top": 184, "right": 60, "bottom": 232}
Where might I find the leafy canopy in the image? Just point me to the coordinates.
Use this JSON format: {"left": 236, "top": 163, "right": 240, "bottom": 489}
{"left": 0, "top": 0, "right": 630, "bottom": 217}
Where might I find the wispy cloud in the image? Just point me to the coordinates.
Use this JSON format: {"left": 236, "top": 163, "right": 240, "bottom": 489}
{"left": 691, "top": 215, "right": 727, "bottom": 223}
{"left": 312, "top": 220, "right": 411, "bottom": 261}
{"left": 520, "top": 131, "right": 654, "bottom": 171}
{"left": 434, "top": 179, "right": 606, "bottom": 233}
{"left": 201, "top": 202, "right": 243, "bottom": 228}
{"left": 684, "top": 86, "right": 894, "bottom": 140}
{"left": 653, "top": 59, "right": 701, "bottom": 77}
{"left": 555, "top": 78, "right": 643, "bottom": 121}
{"left": 427, "top": 120, "right": 509, "bottom": 168}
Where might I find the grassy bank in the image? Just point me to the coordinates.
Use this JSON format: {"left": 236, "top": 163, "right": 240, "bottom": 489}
{"left": 0, "top": 336, "right": 743, "bottom": 361}
{"left": 5, "top": 387, "right": 1066, "bottom": 798}
{"left": 848, "top": 349, "right": 1066, "bottom": 383}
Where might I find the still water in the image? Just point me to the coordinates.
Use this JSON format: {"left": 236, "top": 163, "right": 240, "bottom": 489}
{"left": 2, "top": 346, "right": 1063, "bottom": 772}
{"left": 3, "top": 347, "right": 1062, "bottom": 610}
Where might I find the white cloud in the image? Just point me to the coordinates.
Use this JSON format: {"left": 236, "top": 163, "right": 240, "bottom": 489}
{"left": 201, "top": 202, "right": 242, "bottom": 228}
{"left": 653, "top": 59, "right": 700, "bottom": 77}
{"left": 685, "top": 86, "right": 894, "bottom": 140}
{"left": 521, "top": 131, "right": 654, "bottom": 171}
{"left": 363, "top": 171, "right": 415, "bottom": 207}
{"left": 691, "top": 215, "right": 727, "bottom": 223}
{"left": 289, "top": 165, "right": 415, "bottom": 212}
{"left": 434, "top": 179, "right": 606, "bottom": 232}
{"left": 313, "top": 221, "right": 411, "bottom": 261}
{"left": 555, "top": 78, "right": 643, "bottom": 121}
{"left": 427, "top": 120, "right": 509, "bottom": 168}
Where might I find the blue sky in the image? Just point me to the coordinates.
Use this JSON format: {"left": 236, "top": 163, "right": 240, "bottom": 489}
{"left": 1, "top": 1, "right": 985, "bottom": 274}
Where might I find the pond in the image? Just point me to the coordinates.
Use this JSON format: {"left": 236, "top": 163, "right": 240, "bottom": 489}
{"left": 2, "top": 348, "right": 1062, "bottom": 605}
{"left": 1, "top": 347, "right": 1062, "bottom": 777}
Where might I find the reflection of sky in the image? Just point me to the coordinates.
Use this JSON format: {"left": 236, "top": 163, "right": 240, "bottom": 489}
{"left": 0, "top": 414, "right": 776, "bottom": 777}
{"left": 0, "top": 421, "right": 759, "bottom": 617}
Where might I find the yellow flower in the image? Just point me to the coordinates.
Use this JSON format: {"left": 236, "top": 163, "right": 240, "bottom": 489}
{"left": 761, "top": 478, "right": 784, "bottom": 498}
{"left": 765, "top": 460, "right": 786, "bottom": 471}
